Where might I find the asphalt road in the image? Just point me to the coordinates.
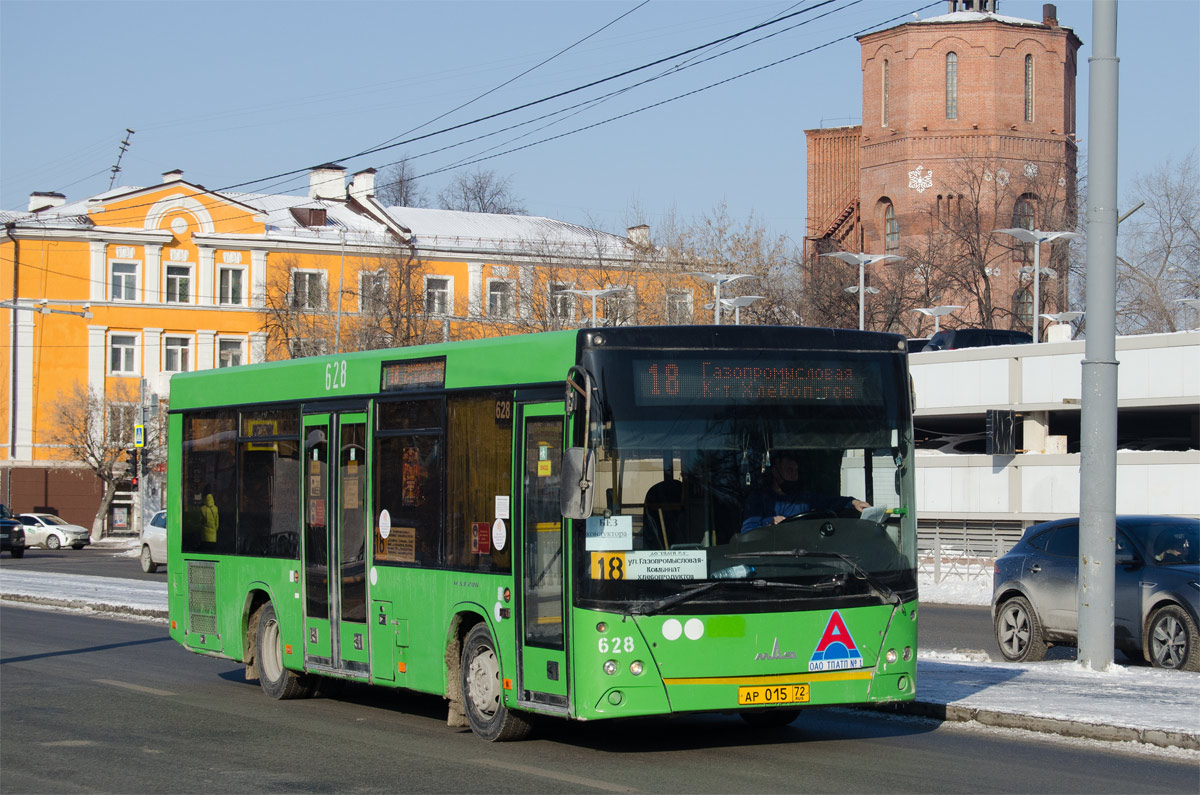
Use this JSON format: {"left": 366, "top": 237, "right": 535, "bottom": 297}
{"left": 2, "top": 606, "right": 1194, "bottom": 794}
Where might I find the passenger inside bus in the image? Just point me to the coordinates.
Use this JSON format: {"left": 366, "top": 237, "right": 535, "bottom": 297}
{"left": 740, "top": 454, "right": 869, "bottom": 534}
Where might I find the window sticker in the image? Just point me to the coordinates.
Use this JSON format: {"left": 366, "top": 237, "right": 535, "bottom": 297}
{"left": 492, "top": 518, "right": 507, "bottom": 551}
{"left": 472, "top": 521, "right": 492, "bottom": 554}
{"left": 379, "top": 508, "right": 391, "bottom": 540}
{"left": 494, "top": 495, "right": 510, "bottom": 520}
{"left": 375, "top": 525, "right": 416, "bottom": 563}
{"left": 585, "top": 515, "right": 633, "bottom": 551}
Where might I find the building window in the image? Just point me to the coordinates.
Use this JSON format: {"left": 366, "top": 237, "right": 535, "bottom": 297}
{"left": 291, "top": 270, "right": 325, "bottom": 310}
{"left": 110, "top": 334, "right": 137, "bottom": 374}
{"left": 603, "top": 288, "right": 634, "bottom": 326}
{"left": 882, "top": 59, "right": 889, "bottom": 127}
{"left": 487, "top": 280, "right": 515, "bottom": 319}
{"left": 110, "top": 262, "right": 137, "bottom": 302}
{"left": 165, "top": 265, "right": 192, "bottom": 304}
{"left": 1024, "top": 54, "right": 1034, "bottom": 123}
{"left": 884, "top": 203, "right": 899, "bottom": 252}
{"left": 289, "top": 338, "right": 328, "bottom": 359}
{"left": 945, "top": 52, "right": 958, "bottom": 120}
{"left": 1014, "top": 287, "right": 1033, "bottom": 332}
{"left": 164, "top": 336, "right": 192, "bottom": 373}
{"left": 1012, "top": 194, "right": 1037, "bottom": 261}
{"left": 550, "top": 283, "right": 574, "bottom": 323}
{"left": 666, "top": 289, "right": 693, "bottom": 324}
{"left": 218, "top": 267, "right": 244, "bottom": 305}
{"left": 425, "top": 276, "right": 451, "bottom": 315}
{"left": 218, "top": 339, "right": 244, "bottom": 368}
{"left": 360, "top": 271, "right": 387, "bottom": 314}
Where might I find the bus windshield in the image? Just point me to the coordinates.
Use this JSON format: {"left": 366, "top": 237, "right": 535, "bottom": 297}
{"left": 573, "top": 346, "right": 916, "bottom": 614}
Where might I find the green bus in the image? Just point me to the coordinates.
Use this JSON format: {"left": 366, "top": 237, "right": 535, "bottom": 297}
{"left": 166, "top": 326, "right": 918, "bottom": 740}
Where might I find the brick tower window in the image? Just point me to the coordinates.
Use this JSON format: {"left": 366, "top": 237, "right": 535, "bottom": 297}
{"left": 884, "top": 202, "right": 899, "bottom": 252}
{"left": 946, "top": 52, "right": 958, "bottom": 120}
{"left": 882, "top": 59, "right": 889, "bottom": 127}
{"left": 1024, "top": 55, "right": 1035, "bottom": 122}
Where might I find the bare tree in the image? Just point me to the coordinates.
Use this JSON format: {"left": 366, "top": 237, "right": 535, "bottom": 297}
{"left": 437, "top": 168, "right": 526, "bottom": 214}
{"left": 42, "top": 380, "right": 161, "bottom": 537}
{"left": 261, "top": 244, "right": 445, "bottom": 359}
{"left": 1116, "top": 152, "right": 1200, "bottom": 334}
{"left": 375, "top": 155, "right": 429, "bottom": 208}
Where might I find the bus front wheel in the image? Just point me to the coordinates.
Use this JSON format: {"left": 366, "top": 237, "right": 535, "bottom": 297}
{"left": 255, "top": 602, "right": 313, "bottom": 700}
{"left": 461, "top": 623, "right": 532, "bottom": 741}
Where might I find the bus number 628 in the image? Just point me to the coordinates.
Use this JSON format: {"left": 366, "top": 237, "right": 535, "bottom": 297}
{"left": 324, "top": 360, "right": 348, "bottom": 391}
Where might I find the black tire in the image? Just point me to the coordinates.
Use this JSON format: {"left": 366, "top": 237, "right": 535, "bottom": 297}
{"left": 740, "top": 709, "right": 801, "bottom": 728}
{"left": 461, "top": 623, "right": 532, "bottom": 741}
{"left": 140, "top": 545, "right": 158, "bottom": 573}
{"left": 994, "top": 596, "right": 1048, "bottom": 663}
{"left": 45, "top": 534, "right": 61, "bottom": 550}
{"left": 71, "top": 543, "right": 85, "bottom": 550}
{"left": 9, "top": 547, "right": 24, "bottom": 559}
{"left": 255, "top": 602, "right": 313, "bottom": 700}
{"left": 1145, "top": 604, "right": 1200, "bottom": 672}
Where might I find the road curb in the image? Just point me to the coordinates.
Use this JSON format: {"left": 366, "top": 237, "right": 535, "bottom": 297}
{"left": 1, "top": 593, "right": 168, "bottom": 621}
{"left": 874, "top": 700, "right": 1199, "bottom": 751}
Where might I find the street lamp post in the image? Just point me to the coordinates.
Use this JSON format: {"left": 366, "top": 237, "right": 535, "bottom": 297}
{"left": 993, "top": 228, "right": 1080, "bottom": 343}
{"left": 688, "top": 272, "right": 755, "bottom": 325}
{"left": 912, "top": 305, "right": 963, "bottom": 336}
{"left": 559, "top": 287, "right": 628, "bottom": 326}
{"left": 821, "top": 252, "right": 904, "bottom": 330}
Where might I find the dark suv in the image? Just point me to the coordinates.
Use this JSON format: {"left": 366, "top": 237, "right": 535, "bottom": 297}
{"left": 1, "top": 518, "right": 26, "bottom": 558}
{"left": 921, "top": 328, "right": 1032, "bottom": 352}
{"left": 992, "top": 515, "right": 1199, "bottom": 670}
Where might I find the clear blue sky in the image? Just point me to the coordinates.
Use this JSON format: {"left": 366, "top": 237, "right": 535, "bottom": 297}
{"left": 2, "top": 1, "right": 1196, "bottom": 244}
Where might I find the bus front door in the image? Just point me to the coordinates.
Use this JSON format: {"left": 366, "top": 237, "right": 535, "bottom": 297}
{"left": 302, "top": 410, "right": 370, "bottom": 677}
{"left": 517, "top": 402, "right": 569, "bottom": 709}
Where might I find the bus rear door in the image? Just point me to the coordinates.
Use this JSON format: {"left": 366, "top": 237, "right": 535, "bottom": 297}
{"left": 517, "top": 401, "right": 569, "bottom": 710}
{"left": 302, "top": 408, "right": 371, "bottom": 677}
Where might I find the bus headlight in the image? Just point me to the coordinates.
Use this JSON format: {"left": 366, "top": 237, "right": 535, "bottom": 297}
{"left": 629, "top": 660, "right": 644, "bottom": 676}
{"left": 885, "top": 648, "right": 898, "bottom": 664}
{"left": 603, "top": 660, "right": 618, "bottom": 675}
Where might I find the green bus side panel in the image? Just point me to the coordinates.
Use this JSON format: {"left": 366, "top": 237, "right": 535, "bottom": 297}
{"left": 168, "top": 330, "right": 579, "bottom": 412}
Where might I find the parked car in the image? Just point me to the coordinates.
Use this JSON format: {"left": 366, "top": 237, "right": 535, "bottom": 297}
{"left": 921, "top": 328, "right": 1032, "bottom": 352}
{"left": 992, "top": 515, "right": 1200, "bottom": 670}
{"left": 1, "top": 518, "right": 25, "bottom": 557}
{"left": 141, "top": 510, "right": 167, "bottom": 573}
{"left": 18, "top": 513, "right": 91, "bottom": 550}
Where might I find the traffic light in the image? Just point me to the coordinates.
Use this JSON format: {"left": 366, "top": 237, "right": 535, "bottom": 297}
{"left": 127, "top": 449, "right": 140, "bottom": 490}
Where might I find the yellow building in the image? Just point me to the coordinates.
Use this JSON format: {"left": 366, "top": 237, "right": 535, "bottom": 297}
{"left": 1, "top": 165, "right": 683, "bottom": 531}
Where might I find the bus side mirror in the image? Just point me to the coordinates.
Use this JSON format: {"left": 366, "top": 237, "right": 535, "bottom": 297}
{"left": 561, "top": 447, "right": 595, "bottom": 520}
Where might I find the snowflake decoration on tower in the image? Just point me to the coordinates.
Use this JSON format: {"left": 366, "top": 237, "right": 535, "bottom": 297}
{"left": 1024, "top": 162, "right": 1039, "bottom": 178}
{"left": 996, "top": 168, "right": 1010, "bottom": 187}
{"left": 984, "top": 170, "right": 994, "bottom": 182}
{"left": 908, "top": 164, "right": 934, "bottom": 194}
{"left": 1058, "top": 176, "right": 1067, "bottom": 187}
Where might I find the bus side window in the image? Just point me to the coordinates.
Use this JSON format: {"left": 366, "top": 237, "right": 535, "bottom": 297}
{"left": 446, "top": 393, "right": 513, "bottom": 572}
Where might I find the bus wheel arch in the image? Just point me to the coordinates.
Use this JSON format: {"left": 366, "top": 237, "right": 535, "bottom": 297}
{"left": 444, "top": 611, "right": 485, "bottom": 729}
{"left": 242, "top": 588, "right": 272, "bottom": 680}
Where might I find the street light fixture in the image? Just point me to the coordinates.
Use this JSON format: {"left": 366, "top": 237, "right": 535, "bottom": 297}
{"left": 559, "top": 287, "right": 629, "bottom": 326}
{"left": 821, "top": 252, "right": 904, "bottom": 330}
{"left": 688, "top": 272, "right": 755, "bottom": 325}
{"left": 912, "top": 305, "right": 963, "bottom": 335}
{"left": 993, "top": 228, "right": 1080, "bottom": 343}
{"left": 718, "top": 295, "right": 765, "bottom": 325}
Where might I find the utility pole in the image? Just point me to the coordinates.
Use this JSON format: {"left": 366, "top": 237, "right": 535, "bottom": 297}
{"left": 1078, "top": 0, "right": 1119, "bottom": 672}
{"left": 108, "top": 129, "right": 135, "bottom": 190}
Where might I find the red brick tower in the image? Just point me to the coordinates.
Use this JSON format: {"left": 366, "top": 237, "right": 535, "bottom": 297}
{"left": 806, "top": 1, "right": 1082, "bottom": 332}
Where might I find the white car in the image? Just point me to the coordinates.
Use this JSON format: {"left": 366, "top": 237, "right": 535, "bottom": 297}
{"left": 18, "top": 513, "right": 91, "bottom": 550}
{"left": 141, "top": 510, "right": 167, "bottom": 573}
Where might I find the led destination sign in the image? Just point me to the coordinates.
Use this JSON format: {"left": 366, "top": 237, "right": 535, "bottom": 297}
{"left": 632, "top": 358, "right": 882, "bottom": 406}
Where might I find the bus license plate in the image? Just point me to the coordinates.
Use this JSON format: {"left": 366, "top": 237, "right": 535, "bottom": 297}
{"left": 737, "top": 683, "right": 809, "bottom": 706}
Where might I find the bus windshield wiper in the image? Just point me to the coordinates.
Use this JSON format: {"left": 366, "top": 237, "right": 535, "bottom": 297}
{"left": 632, "top": 575, "right": 844, "bottom": 616}
{"left": 726, "top": 549, "right": 899, "bottom": 607}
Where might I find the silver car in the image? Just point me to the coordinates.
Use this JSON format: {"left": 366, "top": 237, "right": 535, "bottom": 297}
{"left": 140, "top": 510, "right": 167, "bottom": 573}
{"left": 18, "top": 513, "right": 91, "bottom": 550}
{"left": 992, "top": 515, "right": 1200, "bottom": 670}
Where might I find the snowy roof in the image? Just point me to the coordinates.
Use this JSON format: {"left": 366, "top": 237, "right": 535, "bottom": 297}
{"left": 915, "top": 10, "right": 1046, "bottom": 26}
{"left": 383, "top": 206, "right": 634, "bottom": 259}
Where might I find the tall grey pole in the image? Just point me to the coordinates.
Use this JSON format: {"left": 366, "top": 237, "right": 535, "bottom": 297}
{"left": 1031, "top": 242, "right": 1042, "bottom": 343}
{"left": 857, "top": 261, "right": 866, "bottom": 331}
{"left": 1078, "top": 0, "right": 1119, "bottom": 671}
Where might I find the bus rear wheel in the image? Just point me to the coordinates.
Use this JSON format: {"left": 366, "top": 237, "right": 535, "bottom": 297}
{"left": 461, "top": 623, "right": 531, "bottom": 741}
{"left": 255, "top": 602, "right": 313, "bottom": 700}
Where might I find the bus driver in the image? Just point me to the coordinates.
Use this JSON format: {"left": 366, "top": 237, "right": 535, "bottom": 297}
{"left": 740, "top": 454, "right": 869, "bottom": 534}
